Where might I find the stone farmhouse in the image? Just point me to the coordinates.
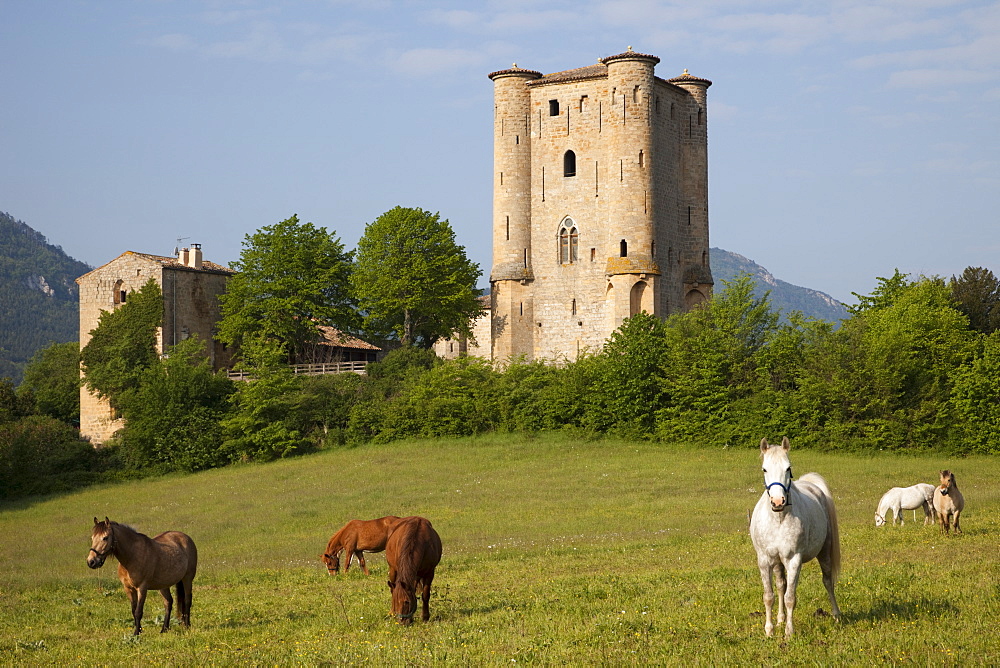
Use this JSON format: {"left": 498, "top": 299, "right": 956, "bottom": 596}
{"left": 77, "top": 245, "right": 383, "bottom": 445}
{"left": 474, "top": 48, "right": 714, "bottom": 362}
{"left": 76, "top": 245, "right": 234, "bottom": 444}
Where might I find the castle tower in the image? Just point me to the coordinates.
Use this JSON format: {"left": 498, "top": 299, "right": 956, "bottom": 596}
{"left": 487, "top": 50, "right": 712, "bottom": 362}
{"left": 668, "top": 70, "right": 714, "bottom": 308}
{"left": 600, "top": 49, "right": 662, "bottom": 328}
{"left": 488, "top": 65, "right": 542, "bottom": 360}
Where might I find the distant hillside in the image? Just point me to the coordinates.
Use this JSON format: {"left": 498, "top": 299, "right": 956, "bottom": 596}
{"left": 0, "top": 211, "right": 91, "bottom": 384}
{"left": 710, "top": 248, "right": 848, "bottom": 323}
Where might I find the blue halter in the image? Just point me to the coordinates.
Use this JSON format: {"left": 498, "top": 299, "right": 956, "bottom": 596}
{"left": 765, "top": 469, "right": 793, "bottom": 505}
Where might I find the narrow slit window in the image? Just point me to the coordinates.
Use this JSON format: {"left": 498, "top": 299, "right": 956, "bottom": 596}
{"left": 620, "top": 239, "right": 628, "bottom": 258}
{"left": 639, "top": 150, "right": 644, "bottom": 168}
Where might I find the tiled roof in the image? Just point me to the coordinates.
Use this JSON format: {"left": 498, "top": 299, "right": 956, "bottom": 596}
{"left": 488, "top": 65, "right": 542, "bottom": 80}
{"left": 527, "top": 64, "right": 607, "bottom": 86}
{"left": 316, "top": 326, "right": 382, "bottom": 351}
{"left": 128, "top": 252, "right": 233, "bottom": 274}
{"left": 665, "top": 70, "right": 713, "bottom": 87}
{"left": 599, "top": 48, "right": 660, "bottom": 66}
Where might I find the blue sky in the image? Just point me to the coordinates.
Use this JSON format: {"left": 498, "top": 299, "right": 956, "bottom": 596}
{"left": 2, "top": 0, "right": 997, "bottom": 304}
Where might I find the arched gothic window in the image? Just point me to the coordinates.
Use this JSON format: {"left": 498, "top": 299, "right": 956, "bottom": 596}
{"left": 559, "top": 218, "right": 579, "bottom": 264}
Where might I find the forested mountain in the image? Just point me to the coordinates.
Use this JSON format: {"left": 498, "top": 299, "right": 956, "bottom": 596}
{"left": 0, "top": 211, "right": 91, "bottom": 384}
{"left": 710, "top": 248, "right": 849, "bottom": 323}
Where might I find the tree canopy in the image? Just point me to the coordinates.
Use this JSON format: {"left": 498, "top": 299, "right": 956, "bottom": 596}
{"left": 19, "top": 341, "right": 80, "bottom": 424}
{"left": 352, "top": 206, "right": 484, "bottom": 347}
{"left": 218, "top": 215, "right": 357, "bottom": 365}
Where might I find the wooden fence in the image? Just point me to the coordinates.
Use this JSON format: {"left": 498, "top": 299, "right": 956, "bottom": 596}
{"left": 227, "top": 360, "right": 369, "bottom": 381}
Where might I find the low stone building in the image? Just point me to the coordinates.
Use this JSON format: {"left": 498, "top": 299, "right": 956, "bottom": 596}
{"left": 432, "top": 295, "right": 491, "bottom": 360}
{"left": 76, "top": 245, "right": 232, "bottom": 444}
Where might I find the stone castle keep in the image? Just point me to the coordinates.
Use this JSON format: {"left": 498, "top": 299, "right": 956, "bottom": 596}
{"left": 486, "top": 49, "right": 713, "bottom": 361}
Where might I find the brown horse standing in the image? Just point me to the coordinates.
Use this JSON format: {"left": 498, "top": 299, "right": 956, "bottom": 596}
{"left": 321, "top": 516, "right": 401, "bottom": 575}
{"left": 385, "top": 516, "right": 442, "bottom": 625}
{"left": 87, "top": 517, "right": 198, "bottom": 635}
{"left": 933, "top": 470, "right": 965, "bottom": 535}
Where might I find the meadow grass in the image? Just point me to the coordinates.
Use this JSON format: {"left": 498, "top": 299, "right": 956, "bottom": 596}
{"left": 1, "top": 434, "right": 997, "bottom": 666}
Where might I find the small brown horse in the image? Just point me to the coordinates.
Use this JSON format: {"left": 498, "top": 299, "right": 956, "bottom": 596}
{"left": 386, "top": 516, "right": 442, "bottom": 625}
{"left": 933, "top": 470, "right": 965, "bottom": 535}
{"left": 321, "top": 516, "right": 401, "bottom": 575}
{"left": 87, "top": 517, "right": 198, "bottom": 635}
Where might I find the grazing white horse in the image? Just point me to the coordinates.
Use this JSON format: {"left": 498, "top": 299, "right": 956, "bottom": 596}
{"left": 750, "top": 437, "right": 842, "bottom": 638}
{"left": 874, "top": 483, "right": 936, "bottom": 526}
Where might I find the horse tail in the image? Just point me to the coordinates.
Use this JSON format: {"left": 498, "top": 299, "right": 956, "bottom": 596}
{"left": 800, "top": 473, "right": 841, "bottom": 584}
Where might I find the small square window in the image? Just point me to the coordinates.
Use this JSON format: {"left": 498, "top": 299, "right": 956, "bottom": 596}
{"left": 549, "top": 100, "right": 559, "bottom": 116}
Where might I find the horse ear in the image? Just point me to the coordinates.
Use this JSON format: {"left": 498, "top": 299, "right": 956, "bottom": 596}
{"left": 104, "top": 516, "right": 110, "bottom": 524}
{"left": 781, "top": 436, "right": 790, "bottom": 451}
{"left": 759, "top": 438, "right": 770, "bottom": 453}
{"left": 93, "top": 517, "right": 99, "bottom": 525}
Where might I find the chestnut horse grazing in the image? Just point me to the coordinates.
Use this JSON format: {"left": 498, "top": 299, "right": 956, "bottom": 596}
{"left": 933, "top": 470, "right": 965, "bottom": 535}
{"left": 321, "top": 516, "right": 401, "bottom": 575}
{"left": 87, "top": 517, "right": 198, "bottom": 636}
{"left": 750, "top": 437, "right": 842, "bottom": 638}
{"left": 385, "top": 516, "right": 442, "bottom": 625}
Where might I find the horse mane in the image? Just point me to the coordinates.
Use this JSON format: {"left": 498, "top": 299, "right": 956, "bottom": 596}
{"left": 325, "top": 523, "right": 351, "bottom": 554}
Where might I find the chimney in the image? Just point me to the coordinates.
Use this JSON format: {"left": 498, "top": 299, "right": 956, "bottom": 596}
{"left": 178, "top": 244, "right": 203, "bottom": 268}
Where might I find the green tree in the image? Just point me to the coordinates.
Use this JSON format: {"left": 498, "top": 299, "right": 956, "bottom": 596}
{"left": 950, "top": 331, "right": 1000, "bottom": 453}
{"left": 79, "top": 278, "right": 162, "bottom": 410}
{"left": 0, "top": 378, "right": 34, "bottom": 424}
{"left": 220, "top": 335, "right": 310, "bottom": 461}
{"left": 950, "top": 266, "right": 1000, "bottom": 334}
{"left": 352, "top": 206, "right": 484, "bottom": 347}
{"left": 218, "top": 215, "right": 357, "bottom": 364}
{"left": 587, "top": 312, "right": 670, "bottom": 438}
{"left": 0, "top": 415, "right": 104, "bottom": 499}
{"left": 793, "top": 276, "right": 975, "bottom": 448}
{"left": 655, "top": 273, "right": 780, "bottom": 445}
{"left": 117, "top": 337, "right": 235, "bottom": 473}
{"left": 19, "top": 341, "right": 80, "bottom": 424}
{"left": 847, "top": 269, "right": 912, "bottom": 315}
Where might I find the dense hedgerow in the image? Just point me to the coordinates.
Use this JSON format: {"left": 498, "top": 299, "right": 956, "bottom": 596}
{"left": 4, "top": 269, "right": 999, "bottom": 500}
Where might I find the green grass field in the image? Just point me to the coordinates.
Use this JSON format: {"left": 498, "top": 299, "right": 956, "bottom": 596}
{"left": 2, "top": 434, "right": 997, "bottom": 665}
